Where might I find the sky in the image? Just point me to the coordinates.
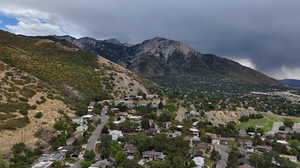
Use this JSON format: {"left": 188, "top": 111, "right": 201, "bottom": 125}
{"left": 1, "top": 0, "right": 300, "bottom": 80}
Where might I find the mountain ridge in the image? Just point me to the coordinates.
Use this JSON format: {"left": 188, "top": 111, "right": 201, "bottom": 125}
{"left": 50, "top": 35, "right": 280, "bottom": 91}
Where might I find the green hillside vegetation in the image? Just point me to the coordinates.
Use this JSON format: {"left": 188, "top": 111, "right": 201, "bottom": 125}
{"left": 238, "top": 115, "right": 300, "bottom": 132}
{"left": 0, "top": 30, "right": 113, "bottom": 104}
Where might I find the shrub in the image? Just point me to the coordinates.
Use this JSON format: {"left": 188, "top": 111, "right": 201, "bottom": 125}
{"left": 34, "top": 112, "right": 43, "bottom": 119}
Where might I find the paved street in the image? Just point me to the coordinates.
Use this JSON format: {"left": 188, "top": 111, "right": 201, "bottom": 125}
{"left": 71, "top": 107, "right": 109, "bottom": 168}
{"left": 215, "top": 145, "right": 229, "bottom": 168}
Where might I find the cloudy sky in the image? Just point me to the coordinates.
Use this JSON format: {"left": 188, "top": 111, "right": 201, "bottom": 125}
{"left": 1, "top": 0, "right": 300, "bottom": 80}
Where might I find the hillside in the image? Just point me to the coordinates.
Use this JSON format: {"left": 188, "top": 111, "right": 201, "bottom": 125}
{"left": 0, "top": 30, "right": 155, "bottom": 152}
{"left": 54, "top": 36, "right": 280, "bottom": 91}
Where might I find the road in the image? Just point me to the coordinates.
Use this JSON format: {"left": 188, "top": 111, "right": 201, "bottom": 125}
{"left": 215, "top": 144, "right": 229, "bottom": 168}
{"left": 71, "top": 107, "right": 109, "bottom": 168}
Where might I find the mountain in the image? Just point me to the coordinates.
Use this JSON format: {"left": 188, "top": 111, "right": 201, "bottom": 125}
{"left": 279, "top": 79, "right": 300, "bottom": 87}
{"left": 0, "top": 30, "right": 156, "bottom": 152}
{"left": 53, "top": 36, "right": 280, "bottom": 91}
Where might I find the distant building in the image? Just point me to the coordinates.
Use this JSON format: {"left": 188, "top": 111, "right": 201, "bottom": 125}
{"left": 38, "top": 153, "right": 64, "bottom": 162}
{"left": 279, "top": 155, "right": 298, "bottom": 163}
{"left": 32, "top": 161, "right": 53, "bottom": 168}
{"left": 124, "top": 144, "right": 138, "bottom": 155}
{"left": 292, "top": 123, "right": 300, "bottom": 133}
{"left": 142, "top": 151, "right": 166, "bottom": 161}
{"left": 189, "top": 128, "right": 200, "bottom": 136}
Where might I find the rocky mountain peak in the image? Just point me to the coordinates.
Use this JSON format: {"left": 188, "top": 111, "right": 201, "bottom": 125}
{"left": 104, "top": 38, "right": 123, "bottom": 45}
{"left": 137, "top": 37, "right": 196, "bottom": 58}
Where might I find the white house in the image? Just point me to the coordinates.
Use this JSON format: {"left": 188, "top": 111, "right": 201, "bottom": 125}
{"left": 109, "top": 130, "right": 124, "bottom": 141}
{"left": 32, "top": 161, "right": 53, "bottom": 168}
{"left": 189, "top": 128, "right": 200, "bottom": 136}
{"left": 193, "top": 156, "right": 205, "bottom": 168}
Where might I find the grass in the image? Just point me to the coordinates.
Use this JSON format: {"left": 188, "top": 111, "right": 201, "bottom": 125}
{"left": 237, "top": 115, "right": 300, "bottom": 132}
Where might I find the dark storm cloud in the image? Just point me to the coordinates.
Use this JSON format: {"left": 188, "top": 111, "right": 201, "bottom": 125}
{"left": 1, "top": 0, "right": 300, "bottom": 79}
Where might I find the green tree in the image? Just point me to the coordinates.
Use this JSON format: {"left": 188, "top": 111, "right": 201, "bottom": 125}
{"left": 83, "top": 150, "right": 95, "bottom": 161}
{"left": 210, "top": 150, "right": 221, "bottom": 162}
{"left": 283, "top": 119, "right": 294, "bottom": 128}
{"left": 34, "top": 112, "right": 43, "bottom": 119}
{"left": 115, "top": 151, "right": 127, "bottom": 165}
{"left": 80, "top": 160, "right": 92, "bottom": 168}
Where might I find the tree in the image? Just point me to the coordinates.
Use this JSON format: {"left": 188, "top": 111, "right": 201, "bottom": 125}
{"left": 115, "top": 151, "right": 127, "bottom": 165}
{"left": 34, "top": 112, "right": 43, "bottom": 119}
{"left": 210, "top": 150, "right": 221, "bottom": 162}
{"left": 76, "top": 104, "right": 88, "bottom": 116}
{"left": 83, "top": 150, "right": 95, "bottom": 161}
{"left": 52, "top": 160, "right": 63, "bottom": 168}
{"left": 80, "top": 160, "right": 92, "bottom": 168}
{"left": 141, "top": 118, "right": 150, "bottom": 129}
{"left": 283, "top": 119, "right": 294, "bottom": 128}
{"left": 227, "top": 148, "right": 241, "bottom": 168}
{"left": 0, "top": 156, "right": 9, "bottom": 168}
{"left": 12, "top": 143, "right": 26, "bottom": 155}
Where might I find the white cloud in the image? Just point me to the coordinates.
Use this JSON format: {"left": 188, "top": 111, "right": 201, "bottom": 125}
{"left": 0, "top": 8, "right": 84, "bottom": 37}
{"left": 233, "top": 58, "right": 256, "bottom": 69}
{"left": 269, "top": 66, "right": 300, "bottom": 80}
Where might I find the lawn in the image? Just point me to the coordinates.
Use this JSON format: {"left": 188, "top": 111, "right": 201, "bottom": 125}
{"left": 237, "top": 115, "right": 300, "bottom": 132}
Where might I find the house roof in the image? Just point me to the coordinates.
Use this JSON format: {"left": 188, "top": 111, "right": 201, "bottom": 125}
{"left": 293, "top": 123, "right": 300, "bottom": 129}
{"left": 193, "top": 157, "right": 204, "bottom": 168}
{"left": 142, "top": 151, "right": 164, "bottom": 156}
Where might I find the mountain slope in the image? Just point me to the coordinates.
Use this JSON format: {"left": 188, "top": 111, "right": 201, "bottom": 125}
{"left": 54, "top": 36, "right": 280, "bottom": 91}
{"left": 0, "top": 30, "right": 156, "bottom": 152}
{"left": 0, "top": 30, "right": 155, "bottom": 102}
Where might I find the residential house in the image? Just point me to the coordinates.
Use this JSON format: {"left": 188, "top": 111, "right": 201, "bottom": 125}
{"left": 146, "top": 94, "right": 158, "bottom": 99}
{"left": 239, "top": 130, "right": 248, "bottom": 138}
{"left": 124, "top": 144, "right": 138, "bottom": 155}
{"left": 146, "top": 128, "right": 160, "bottom": 135}
{"left": 276, "top": 140, "right": 289, "bottom": 145}
{"left": 165, "top": 131, "right": 182, "bottom": 138}
{"left": 192, "top": 156, "right": 205, "bottom": 168}
{"left": 220, "top": 137, "right": 235, "bottom": 144}
{"left": 195, "top": 143, "right": 213, "bottom": 154}
{"left": 32, "top": 161, "right": 53, "bottom": 168}
{"left": 292, "top": 123, "right": 300, "bottom": 133}
{"left": 212, "top": 138, "right": 220, "bottom": 145}
{"left": 189, "top": 128, "right": 200, "bottom": 136}
{"left": 115, "top": 112, "right": 128, "bottom": 117}
{"left": 38, "top": 153, "right": 64, "bottom": 162}
{"left": 89, "top": 159, "right": 112, "bottom": 168}
{"left": 58, "top": 146, "right": 74, "bottom": 153}
{"left": 239, "top": 164, "right": 254, "bottom": 168}
{"left": 176, "top": 125, "right": 183, "bottom": 130}
{"left": 205, "top": 133, "right": 218, "bottom": 139}
{"left": 128, "top": 115, "right": 142, "bottom": 122}
{"left": 255, "top": 146, "right": 272, "bottom": 152}
{"left": 109, "top": 130, "right": 124, "bottom": 141}
{"left": 190, "top": 110, "right": 200, "bottom": 116}
{"left": 142, "top": 151, "right": 166, "bottom": 161}
{"left": 82, "top": 114, "right": 94, "bottom": 120}
{"left": 279, "top": 155, "right": 298, "bottom": 163}
{"left": 239, "top": 139, "right": 253, "bottom": 152}
{"left": 163, "top": 122, "right": 172, "bottom": 129}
